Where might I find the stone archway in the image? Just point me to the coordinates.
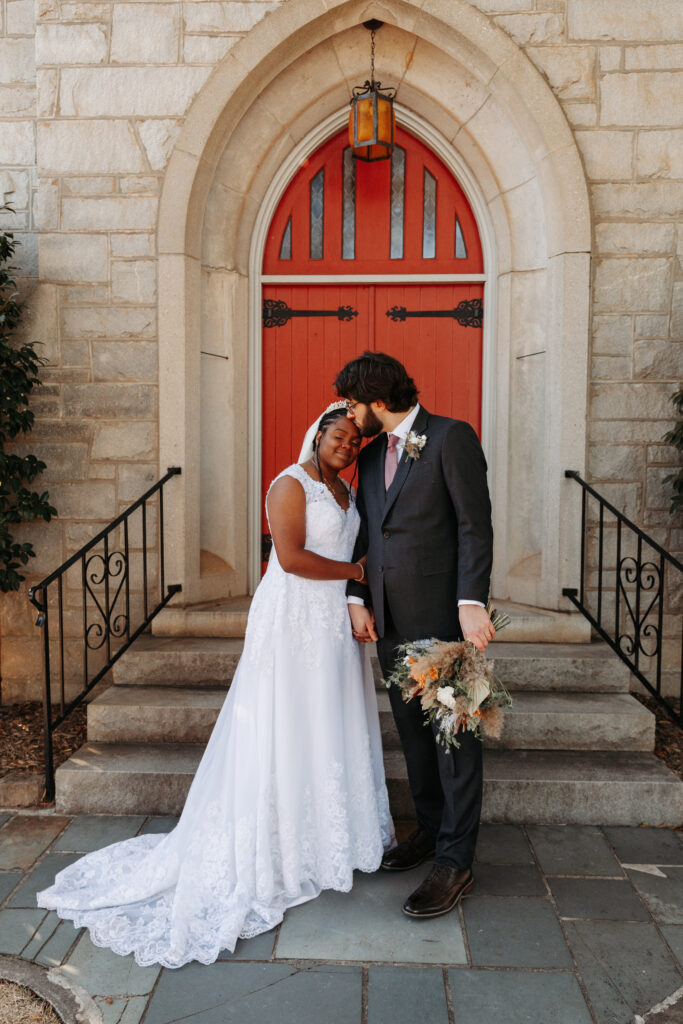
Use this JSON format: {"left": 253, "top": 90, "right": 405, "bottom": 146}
{"left": 156, "top": 0, "right": 591, "bottom": 610}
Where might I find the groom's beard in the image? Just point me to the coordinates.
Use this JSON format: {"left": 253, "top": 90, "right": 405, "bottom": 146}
{"left": 359, "top": 408, "right": 383, "bottom": 438}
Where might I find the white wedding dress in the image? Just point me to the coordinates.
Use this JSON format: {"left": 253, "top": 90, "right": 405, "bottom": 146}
{"left": 37, "top": 464, "right": 394, "bottom": 968}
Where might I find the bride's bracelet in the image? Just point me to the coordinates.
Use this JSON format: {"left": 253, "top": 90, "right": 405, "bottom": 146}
{"left": 353, "top": 561, "right": 366, "bottom": 583}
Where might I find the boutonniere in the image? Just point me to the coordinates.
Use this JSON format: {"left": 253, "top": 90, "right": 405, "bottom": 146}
{"left": 404, "top": 431, "right": 427, "bottom": 460}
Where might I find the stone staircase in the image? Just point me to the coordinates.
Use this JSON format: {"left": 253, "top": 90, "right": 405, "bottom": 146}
{"left": 53, "top": 618, "right": 683, "bottom": 825}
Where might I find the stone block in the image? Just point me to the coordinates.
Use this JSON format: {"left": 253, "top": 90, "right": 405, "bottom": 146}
{"left": 569, "top": 0, "right": 683, "bottom": 41}
{"left": 61, "top": 306, "right": 156, "bottom": 340}
{"left": 575, "top": 130, "right": 633, "bottom": 180}
{"left": 593, "top": 257, "right": 672, "bottom": 313}
{"left": 494, "top": 12, "right": 564, "bottom": 45}
{"left": 634, "top": 314, "right": 671, "bottom": 339}
{"left": 61, "top": 284, "right": 109, "bottom": 304}
{"left": 116, "top": 463, "right": 157, "bottom": 503}
{"left": 38, "top": 121, "right": 145, "bottom": 175}
{"left": 0, "top": 39, "right": 34, "bottom": 84}
{"left": 61, "top": 177, "right": 115, "bottom": 196}
{"left": 111, "top": 261, "right": 157, "bottom": 304}
{"left": 599, "top": 46, "right": 622, "bottom": 71}
{"left": 111, "top": 233, "right": 155, "bottom": 258}
{"left": 91, "top": 422, "right": 156, "bottom": 461}
{"left": 63, "top": 382, "right": 157, "bottom": 419}
{"left": 591, "top": 355, "right": 632, "bottom": 381}
{"left": 590, "top": 419, "right": 675, "bottom": 443}
{"left": 592, "top": 315, "right": 633, "bottom": 356}
{"left": 637, "top": 130, "right": 683, "bottom": 181}
{"left": 0, "top": 85, "right": 37, "bottom": 117}
{"left": 0, "top": 121, "right": 35, "bottom": 164}
{"left": 61, "top": 196, "right": 158, "bottom": 231}
{"left": 39, "top": 233, "right": 108, "bottom": 282}
{"left": 0, "top": 814, "right": 68, "bottom": 870}
{"left": 587, "top": 444, "right": 644, "bottom": 481}
{"left": 601, "top": 72, "right": 683, "bottom": 127}
{"left": 625, "top": 44, "right": 683, "bottom": 70}
{"left": 92, "top": 341, "right": 158, "bottom": 382}
{"left": 0, "top": 773, "right": 44, "bottom": 808}
{"left": 0, "top": 169, "right": 29, "bottom": 210}
{"left": 7, "top": 0, "right": 35, "bottom": 34}
{"left": 119, "top": 176, "right": 159, "bottom": 195}
{"left": 59, "top": 67, "right": 211, "bottom": 117}
{"left": 62, "top": 340, "right": 89, "bottom": 366}
{"left": 59, "top": 2, "right": 111, "bottom": 18}
{"left": 595, "top": 222, "right": 675, "bottom": 257}
{"left": 592, "top": 183, "right": 683, "bottom": 218}
{"left": 561, "top": 101, "right": 598, "bottom": 127}
{"left": 36, "top": 23, "right": 107, "bottom": 64}
{"left": 136, "top": 119, "right": 182, "bottom": 173}
{"left": 528, "top": 45, "right": 595, "bottom": 100}
{"left": 183, "top": 1, "right": 278, "bottom": 33}
{"left": 111, "top": 4, "right": 180, "bottom": 64}
{"left": 36, "top": 69, "right": 58, "bottom": 117}
{"left": 647, "top": 465, "right": 676, "bottom": 510}
{"left": 183, "top": 35, "right": 238, "bottom": 64}
{"left": 591, "top": 382, "right": 675, "bottom": 420}
{"left": 47, "top": 480, "right": 115, "bottom": 518}
{"left": 634, "top": 340, "right": 681, "bottom": 379}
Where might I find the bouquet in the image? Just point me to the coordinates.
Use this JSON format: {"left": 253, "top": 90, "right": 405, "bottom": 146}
{"left": 385, "top": 603, "right": 513, "bottom": 751}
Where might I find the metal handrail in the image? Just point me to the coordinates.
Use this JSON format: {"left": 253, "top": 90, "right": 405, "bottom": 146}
{"left": 28, "top": 467, "right": 182, "bottom": 801}
{"left": 563, "top": 470, "right": 682, "bottom": 726}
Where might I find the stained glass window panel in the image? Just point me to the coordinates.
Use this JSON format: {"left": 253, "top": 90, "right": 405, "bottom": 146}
{"left": 342, "top": 148, "right": 355, "bottom": 260}
{"left": 455, "top": 216, "right": 467, "bottom": 259}
{"left": 423, "top": 169, "right": 436, "bottom": 259}
{"left": 279, "top": 216, "right": 292, "bottom": 260}
{"left": 309, "top": 168, "right": 324, "bottom": 260}
{"left": 390, "top": 146, "right": 405, "bottom": 260}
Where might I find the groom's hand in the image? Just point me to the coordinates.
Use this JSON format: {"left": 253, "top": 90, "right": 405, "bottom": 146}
{"left": 349, "top": 603, "right": 378, "bottom": 643}
{"left": 458, "top": 604, "right": 496, "bottom": 652}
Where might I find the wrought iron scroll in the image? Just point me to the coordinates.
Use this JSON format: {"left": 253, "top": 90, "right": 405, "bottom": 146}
{"left": 263, "top": 300, "right": 359, "bottom": 328}
{"left": 385, "top": 298, "right": 483, "bottom": 328}
{"left": 563, "top": 470, "right": 682, "bottom": 727}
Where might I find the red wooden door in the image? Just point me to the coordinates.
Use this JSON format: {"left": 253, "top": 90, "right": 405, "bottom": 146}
{"left": 261, "top": 126, "right": 485, "bottom": 561}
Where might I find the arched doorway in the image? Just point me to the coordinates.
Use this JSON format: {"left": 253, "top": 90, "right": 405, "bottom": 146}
{"left": 260, "top": 126, "right": 486, "bottom": 563}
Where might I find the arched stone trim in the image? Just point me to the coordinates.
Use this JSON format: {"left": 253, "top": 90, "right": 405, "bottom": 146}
{"left": 157, "top": 0, "right": 591, "bottom": 610}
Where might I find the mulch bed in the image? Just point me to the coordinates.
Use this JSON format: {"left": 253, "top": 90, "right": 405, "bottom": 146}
{"left": 0, "top": 982, "right": 62, "bottom": 1024}
{"left": 0, "top": 702, "right": 87, "bottom": 785}
{"left": 633, "top": 692, "right": 683, "bottom": 780}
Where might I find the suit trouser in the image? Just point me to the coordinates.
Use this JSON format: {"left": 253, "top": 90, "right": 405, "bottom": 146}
{"left": 376, "top": 601, "right": 483, "bottom": 870}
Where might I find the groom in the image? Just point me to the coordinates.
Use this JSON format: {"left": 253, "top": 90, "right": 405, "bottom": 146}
{"left": 335, "top": 351, "right": 494, "bottom": 918}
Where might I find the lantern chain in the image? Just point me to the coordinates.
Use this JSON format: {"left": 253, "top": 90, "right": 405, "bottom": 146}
{"left": 370, "top": 27, "right": 376, "bottom": 84}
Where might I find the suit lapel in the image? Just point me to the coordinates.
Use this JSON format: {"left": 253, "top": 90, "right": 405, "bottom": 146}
{"left": 382, "top": 406, "right": 430, "bottom": 523}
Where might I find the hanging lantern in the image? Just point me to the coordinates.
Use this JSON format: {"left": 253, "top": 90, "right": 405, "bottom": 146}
{"left": 348, "top": 21, "right": 396, "bottom": 162}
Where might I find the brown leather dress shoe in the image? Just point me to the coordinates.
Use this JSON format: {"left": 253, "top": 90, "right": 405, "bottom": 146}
{"left": 381, "top": 828, "right": 437, "bottom": 871}
{"left": 402, "top": 864, "right": 474, "bottom": 918}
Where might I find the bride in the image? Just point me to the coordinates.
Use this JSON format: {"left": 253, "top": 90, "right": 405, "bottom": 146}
{"left": 37, "top": 402, "right": 394, "bottom": 968}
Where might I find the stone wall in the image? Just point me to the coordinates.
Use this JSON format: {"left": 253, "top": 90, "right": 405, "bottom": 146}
{"left": 0, "top": 0, "right": 681, "bottom": 701}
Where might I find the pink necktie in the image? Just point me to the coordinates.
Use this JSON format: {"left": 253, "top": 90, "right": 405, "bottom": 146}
{"left": 385, "top": 433, "right": 400, "bottom": 490}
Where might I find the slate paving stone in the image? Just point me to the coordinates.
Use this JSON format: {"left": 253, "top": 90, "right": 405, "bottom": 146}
{"left": 0, "top": 815, "right": 9, "bottom": 829}
{"left": 0, "top": 870, "right": 22, "bottom": 904}
{"left": 475, "top": 824, "right": 533, "bottom": 864}
{"left": 661, "top": 925, "right": 683, "bottom": 967}
{"left": 626, "top": 866, "right": 683, "bottom": 924}
{"left": 0, "top": 908, "right": 47, "bottom": 955}
{"left": 138, "top": 816, "right": 179, "bottom": 836}
{"left": 565, "top": 919, "right": 682, "bottom": 1024}
{"left": 0, "top": 815, "right": 69, "bottom": 869}
{"left": 54, "top": 815, "right": 145, "bottom": 852}
{"left": 144, "top": 962, "right": 361, "bottom": 1024}
{"left": 604, "top": 826, "right": 683, "bottom": 866}
{"left": 473, "top": 862, "right": 546, "bottom": 898}
{"left": 448, "top": 968, "right": 593, "bottom": 1024}
{"left": 276, "top": 867, "right": 466, "bottom": 964}
{"left": 463, "top": 896, "right": 573, "bottom": 968}
{"left": 217, "top": 927, "right": 276, "bottom": 961}
{"left": 368, "top": 967, "right": 448, "bottom": 1024}
{"left": 21, "top": 909, "right": 61, "bottom": 959}
{"left": 8, "top": 852, "right": 80, "bottom": 907}
{"left": 96, "top": 995, "right": 148, "bottom": 1024}
{"left": 549, "top": 877, "right": 650, "bottom": 921}
{"left": 35, "top": 920, "right": 83, "bottom": 968}
{"left": 62, "top": 932, "right": 160, "bottom": 997}
{"left": 527, "top": 825, "right": 621, "bottom": 877}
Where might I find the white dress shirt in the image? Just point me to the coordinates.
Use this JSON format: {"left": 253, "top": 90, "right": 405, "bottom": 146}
{"left": 348, "top": 404, "right": 484, "bottom": 609}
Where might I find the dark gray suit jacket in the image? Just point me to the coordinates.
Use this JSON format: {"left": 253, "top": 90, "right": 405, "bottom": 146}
{"left": 348, "top": 406, "right": 493, "bottom": 639}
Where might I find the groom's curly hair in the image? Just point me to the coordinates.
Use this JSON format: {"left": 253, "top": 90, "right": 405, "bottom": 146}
{"left": 334, "top": 351, "right": 419, "bottom": 412}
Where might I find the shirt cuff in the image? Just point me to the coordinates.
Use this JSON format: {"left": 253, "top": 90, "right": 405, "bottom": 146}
{"left": 347, "top": 596, "right": 366, "bottom": 606}
{"left": 458, "top": 599, "right": 485, "bottom": 608}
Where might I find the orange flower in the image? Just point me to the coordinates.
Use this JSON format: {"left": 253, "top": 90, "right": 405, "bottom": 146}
{"left": 428, "top": 667, "right": 439, "bottom": 681}
{"left": 407, "top": 657, "right": 417, "bottom": 665}
{"left": 417, "top": 673, "right": 427, "bottom": 687}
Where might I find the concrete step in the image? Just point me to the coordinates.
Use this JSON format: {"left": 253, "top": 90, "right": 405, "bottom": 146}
{"left": 89, "top": 685, "right": 654, "bottom": 752}
{"left": 152, "top": 597, "right": 591, "bottom": 643}
{"left": 55, "top": 742, "right": 683, "bottom": 826}
{"left": 112, "top": 636, "right": 628, "bottom": 693}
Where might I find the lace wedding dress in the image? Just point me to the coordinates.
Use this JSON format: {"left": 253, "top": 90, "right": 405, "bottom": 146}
{"left": 37, "top": 464, "right": 394, "bottom": 968}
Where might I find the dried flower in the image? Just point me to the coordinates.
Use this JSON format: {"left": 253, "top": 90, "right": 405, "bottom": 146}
{"left": 404, "top": 432, "right": 427, "bottom": 460}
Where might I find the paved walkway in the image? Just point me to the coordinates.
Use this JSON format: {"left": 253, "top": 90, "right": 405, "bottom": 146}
{"left": 0, "top": 813, "right": 682, "bottom": 1024}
